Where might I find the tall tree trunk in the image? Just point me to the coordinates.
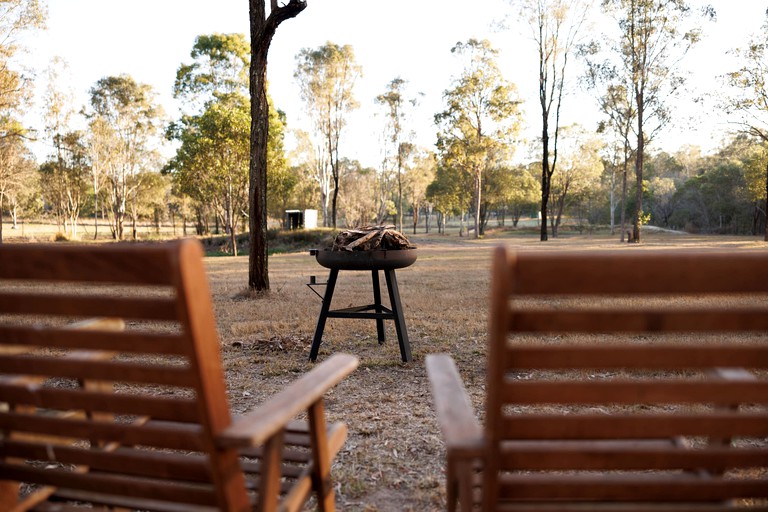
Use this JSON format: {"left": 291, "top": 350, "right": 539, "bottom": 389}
{"left": 248, "top": 0, "right": 306, "bottom": 291}
{"left": 609, "top": 163, "right": 616, "bottom": 235}
{"left": 249, "top": 40, "right": 270, "bottom": 290}
{"left": 474, "top": 169, "right": 481, "bottom": 239}
{"left": 633, "top": 97, "right": 644, "bottom": 243}
{"left": 540, "top": 119, "right": 550, "bottom": 241}
{"left": 620, "top": 147, "right": 629, "bottom": 242}
{"left": 412, "top": 202, "right": 419, "bottom": 235}
{"left": 397, "top": 149, "right": 403, "bottom": 233}
{"left": 764, "top": 158, "right": 768, "bottom": 242}
{"left": 0, "top": 194, "right": 4, "bottom": 244}
{"left": 93, "top": 185, "right": 99, "bottom": 240}
{"left": 331, "top": 173, "right": 339, "bottom": 229}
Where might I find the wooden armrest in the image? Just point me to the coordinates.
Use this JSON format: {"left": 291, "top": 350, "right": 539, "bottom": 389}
{"left": 217, "top": 353, "right": 359, "bottom": 449}
{"left": 426, "top": 354, "right": 483, "bottom": 455}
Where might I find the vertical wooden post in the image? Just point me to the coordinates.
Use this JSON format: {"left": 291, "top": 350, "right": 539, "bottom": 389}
{"left": 308, "top": 400, "right": 335, "bottom": 512}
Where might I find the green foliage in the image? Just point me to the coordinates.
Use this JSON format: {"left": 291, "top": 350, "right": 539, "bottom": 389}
{"left": 38, "top": 131, "right": 90, "bottom": 238}
{"left": 174, "top": 33, "right": 250, "bottom": 111}
{"left": 338, "top": 158, "right": 379, "bottom": 227}
{"left": 0, "top": 136, "right": 36, "bottom": 241}
{"left": 724, "top": 11, "right": 768, "bottom": 142}
{"left": 0, "top": 0, "right": 46, "bottom": 140}
{"left": 514, "top": 0, "right": 594, "bottom": 240}
{"left": 166, "top": 94, "right": 250, "bottom": 233}
{"left": 266, "top": 104, "right": 295, "bottom": 221}
{"left": 201, "top": 228, "right": 336, "bottom": 256}
{"left": 168, "top": 33, "right": 290, "bottom": 239}
{"left": 434, "top": 38, "right": 522, "bottom": 237}
{"left": 426, "top": 159, "right": 472, "bottom": 217}
{"left": 548, "top": 125, "right": 605, "bottom": 235}
{"left": 598, "top": 0, "right": 710, "bottom": 241}
{"left": 86, "top": 74, "right": 164, "bottom": 240}
{"left": 670, "top": 162, "right": 751, "bottom": 234}
{"left": 376, "top": 77, "right": 419, "bottom": 231}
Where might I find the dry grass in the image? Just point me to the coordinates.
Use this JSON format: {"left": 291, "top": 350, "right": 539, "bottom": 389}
{"left": 206, "top": 231, "right": 766, "bottom": 511}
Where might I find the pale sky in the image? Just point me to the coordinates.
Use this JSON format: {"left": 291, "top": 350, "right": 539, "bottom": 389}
{"left": 25, "top": 0, "right": 768, "bottom": 166}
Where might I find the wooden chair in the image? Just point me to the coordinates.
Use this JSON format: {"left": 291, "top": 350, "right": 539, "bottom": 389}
{"left": 0, "top": 239, "right": 359, "bottom": 511}
{"left": 427, "top": 246, "right": 768, "bottom": 511}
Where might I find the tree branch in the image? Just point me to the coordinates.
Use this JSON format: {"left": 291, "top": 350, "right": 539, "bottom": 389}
{"left": 267, "top": 0, "right": 307, "bottom": 36}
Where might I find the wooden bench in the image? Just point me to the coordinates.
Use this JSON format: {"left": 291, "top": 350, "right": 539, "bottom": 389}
{"left": 428, "top": 246, "right": 768, "bottom": 511}
{"left": 0, "top": 239, "right": 358, "bottom": 511}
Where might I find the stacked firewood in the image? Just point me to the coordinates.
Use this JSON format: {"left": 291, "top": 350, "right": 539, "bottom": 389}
{"left": 331, "top": 225, "right": 416, "bottom": 251}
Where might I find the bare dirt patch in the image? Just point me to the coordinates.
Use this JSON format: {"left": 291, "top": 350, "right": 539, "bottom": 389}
{"left": 207, "top": 232, "right": 767, "bottom": 511}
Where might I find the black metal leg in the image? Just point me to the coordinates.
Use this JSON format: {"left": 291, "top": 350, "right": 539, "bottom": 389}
{"left": 384, "top": 270, "right": 412, "bottom": 363}
{"left": 309, "top": 269, "right": 338, "bottom": 362}
{"left": 371, "top": 270, "right": 386, "bottom": 344}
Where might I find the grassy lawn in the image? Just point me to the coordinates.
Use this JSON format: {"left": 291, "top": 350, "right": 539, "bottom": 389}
{"left": 4, "top": 222, "right": 765, "bottom": 510}
{"left": 203, "top": 229, "right": 766, "bottom": 511}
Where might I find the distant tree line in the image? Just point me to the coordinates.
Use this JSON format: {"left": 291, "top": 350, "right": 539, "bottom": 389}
{"left": 2, "top": 0, "right": 768, "bottom": 249}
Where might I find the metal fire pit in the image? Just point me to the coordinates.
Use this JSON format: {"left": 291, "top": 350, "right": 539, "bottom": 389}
{"left": 307, "top": 248, "right": 416, "bottom": 363}
{"left": 314, "top": 248, "right": 417, "bottom": 270}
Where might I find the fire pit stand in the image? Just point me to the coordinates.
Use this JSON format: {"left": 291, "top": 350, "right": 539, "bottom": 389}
{"left": 307, "top": 248, "right": 416, "bottom": 363}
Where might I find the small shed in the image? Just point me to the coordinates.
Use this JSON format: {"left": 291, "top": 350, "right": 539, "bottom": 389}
{"left": 285, "top": 209, "right": 318, "bottom": 230}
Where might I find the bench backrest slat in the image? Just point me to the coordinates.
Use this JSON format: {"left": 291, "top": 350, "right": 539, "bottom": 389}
{"left": 0, "top": 293, "right": 180, "bottom": 321}
{"left": 0, "top": 240, "right": 249, "bottom": 510}
{"left": 484, "top": 247, "right": 768, "bottom": 509}
{"left": 0, "top": 326, "right": 189, "bottom": 355}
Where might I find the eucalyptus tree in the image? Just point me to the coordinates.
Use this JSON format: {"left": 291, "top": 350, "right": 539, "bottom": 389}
{"left": 170, "top": 33, "right": 253, "bottom": 255}
{"left": 338, "top": 158, "right": 378, "bottom": 227}
{"left": 166, "top": 95, "right": 250, "bottom": 255}
{"left": 265, "top": 106, "right": 295, "bottom": 224}
{"left": 741, "top": 141, "right": 768, "bottom": 236}
{"left": 86, "top": 75, "right": 164, "bottom": 240}
{"left": 40, "top": 58, "right": 89, "bottom": 239}
{"left": 295, "top": 42, "right": 361, "bottom": 228}
{"left": 507, "top": 164, "right": 540, "bottom": 226}
{"left": 248, "top": 0, "right": 306, "bottom": 291}
{"left": 174, "top": 33, "right": 250, "bottom": 110}
{"left": 376, "top": 77, "right": 418, "bottom": 232}
{"left": 547, "top": 125, "right": 604, "bottom": 236}
{"left": 131, "top": 170, "right": 171, "bottom": 235}
{"left": 426, "top": 159, "right": 471, "bottom": 234}
{"left": 482, "top": 165, "right": 514, "bottom": 231}
{"left": 38, "top": 132, "right": 90, "bottom": 239}
{"left": 0, "top": 0, "right": 44, "bottom": 241}
{"left": 5, "top": 164, "right": 37, "bottom": 230}
{"left": 601, "top": 0, "right": 711, "bottom": 242}
{"left": 512, "top": 0, "right": 593, "bottom": 241}
{"left": 0, "top": 0, "right": 45, "bottom": 141}
{"left": 0, "top": 137, "right": 34, "bottom": 242}
{"left": 407, "top": 150, "right": 436, "bottom": 234}
{"left": 724, "top": 11, "right": 768, "bottom": 240}
{"left": 435, "top": 38, "right": 522, "bottom": 238}
{"left": 584, "top": 59, "right": 636, "bottom": 239}
{"left": 287, "top": 128, "right": 323, "bottom": 213}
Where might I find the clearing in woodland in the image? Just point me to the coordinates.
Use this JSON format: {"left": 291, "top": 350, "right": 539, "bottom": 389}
{"left": 173, "top": 232, "right": 768, "bottom": 511}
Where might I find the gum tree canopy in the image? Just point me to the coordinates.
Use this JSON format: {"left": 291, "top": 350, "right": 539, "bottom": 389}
{"left": 249, "top": 0, "right": 306, "bottom": 291}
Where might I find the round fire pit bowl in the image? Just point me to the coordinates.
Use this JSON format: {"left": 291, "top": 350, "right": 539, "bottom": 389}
{"left": 313, "top": 248, "right": 417, "bottom": 271}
